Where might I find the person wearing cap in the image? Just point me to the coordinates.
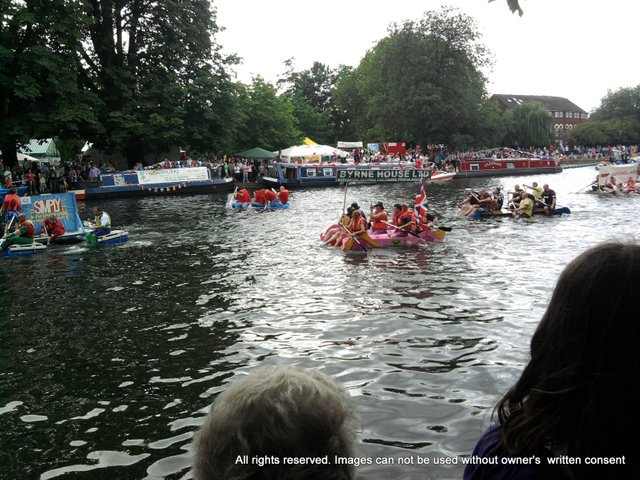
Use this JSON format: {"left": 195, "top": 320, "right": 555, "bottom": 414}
{"left": 370, "top": 202, "right": 388, "bottom": 233}
{"left": 350, "top": 202, "right": 366, "bottom": 223}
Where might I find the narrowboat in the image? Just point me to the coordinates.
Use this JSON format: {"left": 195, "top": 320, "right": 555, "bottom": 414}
{"left": 262, "top": 162, "right": 428, "bottom": 188}
{"left": 455, "top": 156, "right": 562, "bottom": 178}
{"left": 69, "top": 167, "right": 234, "bottom": 200}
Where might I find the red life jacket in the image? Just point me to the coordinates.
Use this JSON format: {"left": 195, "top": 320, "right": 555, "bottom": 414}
{"left": 277, "top": 189, "right": 289, "bottom": 204}
{"left": 45, "top": 218, "right": 65, "bottom": 236}
{"left": 371, "top": 211, "right": 388, "bottom": 230}
{"left": 392, "top": 211, "right": 402, "bottom": 226}
{"left": 264, "top": 189, "right": 277, "bottom": 202}
{"left": 350, "top": 216, "right": 367, "bottom": 234}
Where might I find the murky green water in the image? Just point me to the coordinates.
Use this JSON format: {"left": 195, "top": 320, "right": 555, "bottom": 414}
{"left": 1, "top": 165, "right": 637, "bottom": 479}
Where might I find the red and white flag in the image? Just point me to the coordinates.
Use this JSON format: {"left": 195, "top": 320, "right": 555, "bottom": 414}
{"left": 414, "top": 185, "right": 429, "bottom": 221}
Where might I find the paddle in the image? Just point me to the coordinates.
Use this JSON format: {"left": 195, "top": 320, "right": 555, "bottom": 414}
{"left": 382, "top": 220, "right": 422, "bottom": 238}
{"left": 0, "top": 214, "right": 16, "bottom": 249}
{"left": 339, "top": 223, "right": 370, "bottom": 251}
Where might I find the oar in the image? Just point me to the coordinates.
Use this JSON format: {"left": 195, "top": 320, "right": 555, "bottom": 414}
{"left": 339, "top": 223, "right": 370, "bottom": 251}
{"left": 382, "top": 220, "right": 421, "bottom": 238}
{"left": 0, "top": 214, "right": 16, "bottom": 249}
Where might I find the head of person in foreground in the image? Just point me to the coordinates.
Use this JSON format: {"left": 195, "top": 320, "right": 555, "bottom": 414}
{"left": 193, "top": 364, "right": 358, "bottom": 480}
{"left": 496, "top": 241, "right": 640, "bottom": 469}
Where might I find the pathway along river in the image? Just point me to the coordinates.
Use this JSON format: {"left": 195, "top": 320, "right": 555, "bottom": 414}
{"left": 1, "top": 165, "right": 637, "bottom": 480}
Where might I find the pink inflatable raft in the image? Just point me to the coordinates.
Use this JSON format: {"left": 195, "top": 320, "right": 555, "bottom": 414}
{"left": 320, "top": 224, "right": 446, "bottom": 252}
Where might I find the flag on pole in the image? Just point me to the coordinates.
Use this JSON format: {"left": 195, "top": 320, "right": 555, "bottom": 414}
{"left": 414, "top": 184, "right": 429, "bottom": 222}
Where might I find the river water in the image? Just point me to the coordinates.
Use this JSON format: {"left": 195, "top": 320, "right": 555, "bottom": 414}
{"left": 1, "top": 165, "right": 637, "bottom": 480}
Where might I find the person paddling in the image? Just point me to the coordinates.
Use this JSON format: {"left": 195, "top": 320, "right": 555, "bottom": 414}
{"left": 1, "top": 213, "right": 35, "bottom": 251}
{"left": 277, "top": 186, "right": 290, "bottom": 205}
{"left": 42, "top": 215, "right": 66, "bottom": 242}
{"left": 370, "top": 202, "right": 388, "bottom": 233}
{"left": 86, "top": 206, "right": 111, "bottom": 245}
{"left": 1, "top": 187, "right": 22, "bottom": 235}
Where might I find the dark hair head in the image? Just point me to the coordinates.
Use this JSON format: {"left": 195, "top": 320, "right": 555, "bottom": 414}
{"left": 497, "top": 242, "right": 640, "bottom": 466}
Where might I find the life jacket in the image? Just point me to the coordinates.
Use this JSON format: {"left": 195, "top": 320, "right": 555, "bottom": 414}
{"left": 236, "top": 189, "right": 251, "bottom": 203}
{"left": 349, "top": 216, "right": 367, "bottom": 235}
{"left": 277, "top": 189, "right": 289, "bottom": 204}
{"left": 392, "top": 211, "right": 402, "bottom": 226}
{"left": 254, "top": 189, "right": 266, "bottom": 205}
{"left": 399, "top": 211, "right": 416, "bottom": 231}
{"left": 371, "top": 210, "right": 388, "bottom": 230}
{"left": 20, "top": 220, "right": 35, "bottom": 238}
{"left": 264, "top": 189, "right": 277, "bottom": 202}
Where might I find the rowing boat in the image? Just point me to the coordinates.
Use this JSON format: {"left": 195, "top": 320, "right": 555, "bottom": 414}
{"left": 320, "top": 225, "right": 445, "bottom": 252}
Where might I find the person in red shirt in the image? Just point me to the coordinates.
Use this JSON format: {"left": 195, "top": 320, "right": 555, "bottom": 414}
{"left": 42, "top": 215, "right": 66, "bottom": 242}
{"left": 253, "top": 189, "right": 266, "bottom": 206}
{"left": 264, "top": 188, "right": 277, "bottom": 205}
{"left": 234, "top": 188, "right": 251, "bottom": 204}
{"left": 2, "top": 187, "right": 22, "bottom": 235}
{"left": 277, "top": 186, "right": 289, "bottom": 205}
{"left": 25, "top": 169, "right": 37, "bottom": 195}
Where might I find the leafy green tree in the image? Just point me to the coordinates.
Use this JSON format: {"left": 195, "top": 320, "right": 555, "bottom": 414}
{"left": 277, "top": 59, "right": 337, "bottom": 144}
{"left": 590, "top": 86, "right": 640, "bottom": 123}
{"left": 344, "top": 7, "right": 502, "bottom": 148}
{"left": 76, "top": 0, "right": 238, "bottom": 166}
{"left": 0, "top": 0, "right": 101, "bottom": 168}
{"left": 505, "top": 102, "right": 553, "bottom": 147}
{"left": 234, "top": 77, "right": 301, "bottom": 152}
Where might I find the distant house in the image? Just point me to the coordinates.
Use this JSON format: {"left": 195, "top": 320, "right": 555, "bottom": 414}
{"left": 18, "top": 138, "right": 61, "bottom": 164}
{"left": 491, "top": 94, "right": 588, "bottom": 137}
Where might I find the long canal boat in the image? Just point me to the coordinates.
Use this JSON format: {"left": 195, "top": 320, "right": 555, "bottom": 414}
{"left": 262, "top": 162, "right": 429, "bottom": 188}
{"left": 69, "top": 167, "right": 234, "bottom": 200}
{"left": 455, "top": 156, "right": 562, "bottom": 178}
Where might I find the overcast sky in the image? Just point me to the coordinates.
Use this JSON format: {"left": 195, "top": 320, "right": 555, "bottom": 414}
{"left": 214, "top": 0, "right": 638, "bottom": 113}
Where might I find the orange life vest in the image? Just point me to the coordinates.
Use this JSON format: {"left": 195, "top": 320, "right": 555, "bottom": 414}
{"left": 277, "top": 189, "right": 289, "bottom": 204}
{"left": 371, "top": 211, "right": 388, "bottom": 230}
{"left": 264, "top": 189, "right": 277, "bottom": 202}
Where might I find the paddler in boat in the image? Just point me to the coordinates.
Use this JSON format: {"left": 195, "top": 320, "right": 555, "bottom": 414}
{"left": 476, "top": 188, "right": 495, "bottom": 215}
{"left": 512, "top": 191, "right": 534, "bottom": 219}
{"left": 507, "top": 184, "right": 524, "bottom": 209}
{"left": 523, "top": 182, "right": 544, "bottom": 201}
{"left": 264, "top": 188, "right": 278, "bottom": 206}
{"left": 323, "top": 207, "right": 353, "bottom": 246}
{"left": 456, "top": 189, "right": 479, "bottom": 216}
{"left": 603, "top": 176, "right": 618, "bottom": 193}
{"left": 395, "top": 204, "right": 417, "bottom": 236}
{"left": 1, "top": 213, "right": 35, "bottom": 251}
{"left": 350, "top": 203, "right": 366, "bottom": 223}
{"left": 369, "top": 202, "right": 388, "bottom": 233}
{"left": 234, "top": 188, "right": 251, "bottom": 204}
{"left": 392, "top": 204, "right": 403, "bottom": 227}
{"left": 86, "top": 206, "right": 111, "bottom": 244}
{"left": 492, "top": 186, "right": 504, "bottom": 210}
{"left": 276, "top": 186, "right": 289, "bottom": 205}
{"left": 623, "top": 177, "right": 637, "bottom": 193}
{"left": 540, "top": 184, "right": 557, "bottom": 215}
{"left": 253, "top": 188, "right": 267, "bottom": 206}
{"left": 42, "top": 215, "right": 66, "bottom": 242}
{"left": 349, "top": 209, "right": 368, "bottom": 238}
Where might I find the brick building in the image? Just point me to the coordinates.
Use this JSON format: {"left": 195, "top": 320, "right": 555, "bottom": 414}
{"left": 491, "top": 94, "right": 588, "bottom": 139}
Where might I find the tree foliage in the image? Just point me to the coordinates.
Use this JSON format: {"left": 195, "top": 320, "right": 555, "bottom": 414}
{"left": 0, "top": 0, "right": 101, "bottom": 167}
{"left": 75, "top": 0, "right": 238, "bottom": 165}
{"left": 332, "top": 7, "right": 503, "bottom": 148}
{"left": 234, "top": 77, "right": 301, "bottom": 152}
{"left": 504, "top": 102, "right": 554, "bottom": 147}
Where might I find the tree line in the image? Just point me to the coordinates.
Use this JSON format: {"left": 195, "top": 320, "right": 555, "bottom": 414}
{"left": 0, "top": 2, "right": 634, "bottom": 169}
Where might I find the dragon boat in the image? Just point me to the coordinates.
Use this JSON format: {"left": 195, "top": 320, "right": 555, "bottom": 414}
{"left": 320, "top": 225, "right": 446, "bottom": 252}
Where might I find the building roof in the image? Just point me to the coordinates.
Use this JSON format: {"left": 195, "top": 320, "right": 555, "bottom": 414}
{"left": 18, "top": 138, "right": 60, "bottom": 157}
{"left": 491, "top": 94, "right": 587, "bottom": 114}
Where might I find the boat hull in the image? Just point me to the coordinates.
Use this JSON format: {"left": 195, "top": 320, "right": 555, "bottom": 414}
{"left": 71, "top": 178, "right": 234, "bottom": 200}
{"left": 85, "top": 230, "right": 129, "bottom": 247}
{"left": 466, "top": 206, "right": 571, "bottom": 219}
{"left": 3, "top": 242, "right": 47, "bottom": 257}
{"left": 321, "top": 225, "right": 445, "bottom": 252}
{"left": 456, "top": 158, "right": 562, "bottom": 178}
